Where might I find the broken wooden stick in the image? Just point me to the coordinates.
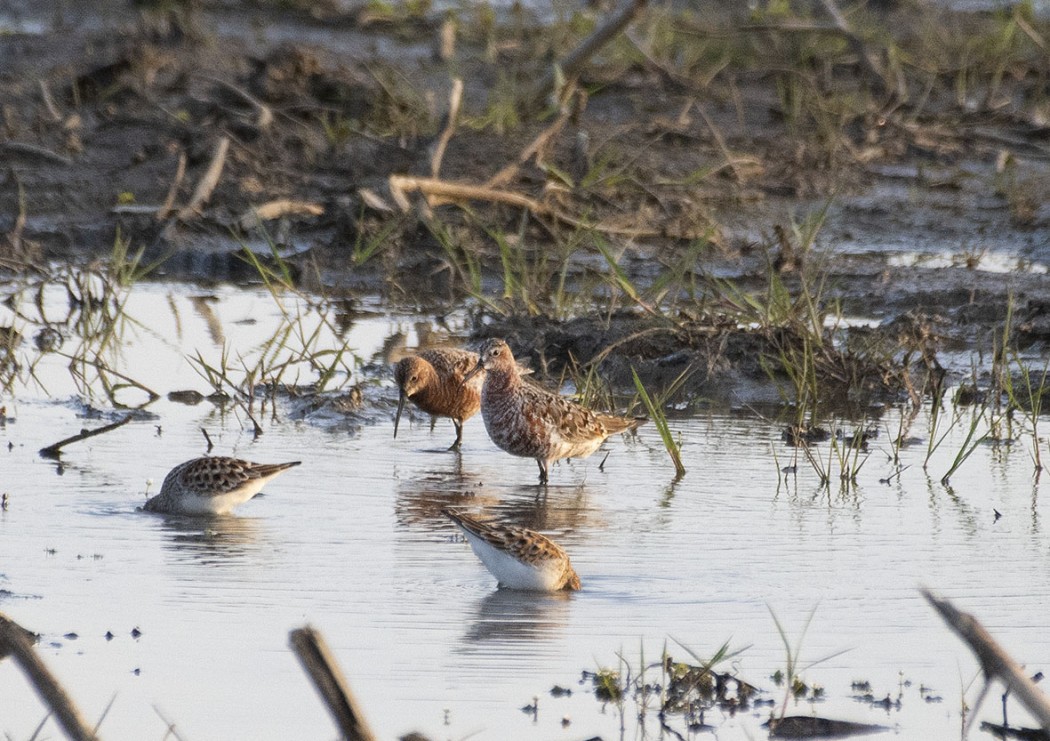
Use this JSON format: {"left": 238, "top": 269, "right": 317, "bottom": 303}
{"left": 177, "top": 136, "right": 230, "bottom": 220}
{"left": 528, "top": 0, "right": 648, "bottom": 109}
{"left": 922, "top": 587, "right": 1050, "bottom": 731}
{"left": 0, "top": 613, "right": 100, "bottom": 741}
{"left": 289, "top": 626, "right": 378, "bottom": 741}
{"left": 39, "top": 413, "right": 135, "bottom": 459}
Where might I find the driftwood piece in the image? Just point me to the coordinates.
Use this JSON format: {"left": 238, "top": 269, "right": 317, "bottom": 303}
{"left": 922, "top": 588, "right": 1050, "bottom": 731}
{"left": 39, "top": 413, "right": 135, "bottom": 459}
{"left": 177, "top": 136, "right": 230, "bottom": 220}
{"left": 0, "top": 613, "right": 100, "bottom": 741}
{"left": 528, "top": 0, "right": 649, "bottom": 108}
{"left": 289, "top": 626, "right": 378, "bottom": 741}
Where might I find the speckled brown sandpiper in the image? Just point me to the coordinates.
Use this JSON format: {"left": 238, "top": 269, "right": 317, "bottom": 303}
{"left": 143, "top": 457, "right": 300, "bottom": 515}
{"left": 464, "top": 338, "right": 644, "bottom": 484}
{"left": 443, "top": 508, "right": 580, "bottom": 591}
{"left": 394, "top": 348, "right": 483, "bottom": 450}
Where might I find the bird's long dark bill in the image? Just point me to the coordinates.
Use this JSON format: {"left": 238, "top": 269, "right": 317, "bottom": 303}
{"left": 461, "top": 359, "right": 484, "bottom": 384}
{"left": 394, "top": 392, "right": 407, "bottom": 437}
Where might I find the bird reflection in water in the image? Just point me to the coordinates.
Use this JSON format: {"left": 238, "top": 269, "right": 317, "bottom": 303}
{"left": 155, "top": 514, "right": 266, "bottom": 567}
{"left": 460, "top": 588, "right": 573, "bottom": 646}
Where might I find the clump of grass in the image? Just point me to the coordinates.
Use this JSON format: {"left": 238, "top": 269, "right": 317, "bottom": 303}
{"left": 586, "top": 637, "right": 754, "bottom": 734}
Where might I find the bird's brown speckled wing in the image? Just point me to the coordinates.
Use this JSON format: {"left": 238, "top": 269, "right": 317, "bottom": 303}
{"left": 517, "top": 382, "right": 610, "bottom": 443}
{"left": 445, "top": 510, "right": 569, "bottom": 564}
{"left": 174, "top": 457, "right": 296, "bottom": 498}
{"left": 419, "top": 348, "right": 479, "bottom": 384}
{"left": 174, "top": 457, "right": 256, "bottom": 497}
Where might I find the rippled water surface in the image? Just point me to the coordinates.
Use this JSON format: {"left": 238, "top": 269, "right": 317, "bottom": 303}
{"left": 1, "top": 282, "right": 1048, "bottom": 740}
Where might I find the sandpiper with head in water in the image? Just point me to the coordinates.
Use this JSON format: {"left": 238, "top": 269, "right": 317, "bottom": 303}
{"left": 143, "top": 457, "right": 300, "bottom": 515}
{"left": 443, "top": 508, "right": 581, "bottom": 591}
{"left": 464, "top": 338, "right": 644, "bottom": 484}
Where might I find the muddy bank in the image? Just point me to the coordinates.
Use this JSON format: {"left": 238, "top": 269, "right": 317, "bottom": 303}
{"left": 2, "top": 0, "right": 1049, "bottom": 407}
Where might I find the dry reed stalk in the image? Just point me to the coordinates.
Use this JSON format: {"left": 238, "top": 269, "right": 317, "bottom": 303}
{"left": 923, "top": 588, "right": 1050, "bottom": 731}
{"left": 0, "top": 613, "right": 100, "bottom": 741}
{"left": 289, "top": 625, "right": 378, "bottom": 741}
{"left": 177, "top": 136, "right": 230, "bottom": 220}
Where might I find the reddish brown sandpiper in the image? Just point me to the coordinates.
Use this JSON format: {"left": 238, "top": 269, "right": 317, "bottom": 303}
{"left": 143, "top": 457, "right": 300, "bottom": 515}
{"left": 444, "top": 508, "right": 581, "bottom": 591}
{"left": 394, "top": 348, "right": 483, "bottom": 450}
{"left": 464, "top": 338, "right": 645, "bottom": 484}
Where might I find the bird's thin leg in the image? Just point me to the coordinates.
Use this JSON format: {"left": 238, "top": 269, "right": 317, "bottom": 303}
{"left": 448, "top": 419, "right": 464, "bottom": 451}
{"left": 537, "top": 459, "right": 549, "bottom": 485}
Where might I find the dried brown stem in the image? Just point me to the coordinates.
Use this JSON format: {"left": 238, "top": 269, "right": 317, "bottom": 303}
{"left": 289, "top": 626, "right": 378, "bottom": 741}
{"left": 922, "top": 588, "right": 1050, "bottom": 730}
{"left": 38, "top": 79, "right": 62, "bottom": 122}
{"left": 177, "top": 136, "right": 230, "bottom": 220}
{"left": 0, "top": 613, "right": 99, "bottom": 741}
{"left": 237, "top": 199, "right": 325, "bottom": 230}
{"left": 157, "top": 150, "right": 187, "bottom": 221}
{"left": 430, "top": 78, "right": 463, "bottom": 178}
{"left": 389, "top": 174, "right": 667, "bottom": 237}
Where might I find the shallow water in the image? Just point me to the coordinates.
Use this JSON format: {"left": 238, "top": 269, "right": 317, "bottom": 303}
{"left": 1, "top": 281, "right": 1048, "bottom": 740}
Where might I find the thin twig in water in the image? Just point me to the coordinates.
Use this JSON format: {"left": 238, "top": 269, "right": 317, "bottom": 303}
{"left": 152, "top": 705, "right": 189, "bottom": 741}
{"left": 201, "top": 427, "right": 214, "bottom": 453}
{"left": 39, "top": 414, "right": 135, "bottom": 459}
